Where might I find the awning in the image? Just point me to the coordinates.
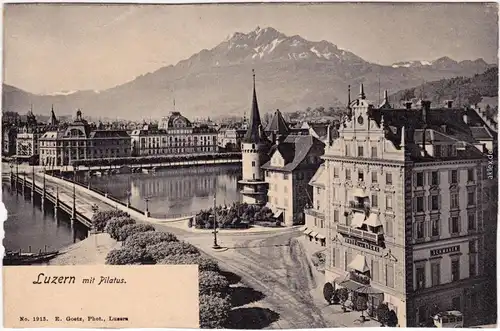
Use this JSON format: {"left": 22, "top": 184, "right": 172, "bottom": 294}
{"left": 304, "top": 229, "right": 312, "bottom": 235}
{"left": 333, "top": 274, "right": 348, "bottom": 284}
{"left": 352, "top": 188, "right": 368, "bottom": 198}
{"left": 365, "top": 213, "right": 382, "bottom": 227}
{"left": 309, "top": 231, "right": 318, "bottom": 237}
{"left": 299, "top": 226, "right": 308, "bottom": 232}
{"left": 355, "top": 286, "right": 384, "bottom": 295}
{"left": 316, "top": 234, "right": 326, "bottom": 240}
{"left": 273, "top": 210, "right": 283, "bottom": 218}
{"left": 339, "top": 279, "right": 365, "bottom": 291}
{"left": 351, "top": 213, "right": 365, "bottom": 228}
{"left": 347, "top": 254, "right": 370, "bottom": 273}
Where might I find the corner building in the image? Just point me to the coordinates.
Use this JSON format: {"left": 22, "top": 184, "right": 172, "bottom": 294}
{"left": 321, "top": 86, "right": 496, "bottom": 327}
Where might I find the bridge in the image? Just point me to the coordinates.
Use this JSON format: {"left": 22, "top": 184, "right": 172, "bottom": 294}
{"left": 5, "top": 169, "right": 197, "bottom": 230}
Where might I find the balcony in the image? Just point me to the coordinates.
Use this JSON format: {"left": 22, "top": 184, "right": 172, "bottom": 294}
{"left": 349, "top": 200, "right": 370, "bottom": 214}
{"left": 337, "top": 224, "right": 384, "bottom": 244}
{"left": 304, "top": 208, "right": 325, "bottom": 219}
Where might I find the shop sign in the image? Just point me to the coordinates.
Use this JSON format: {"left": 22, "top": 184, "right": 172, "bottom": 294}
{"left": 430, "top": 245, "right": 460, "bottom": 257}
{"left": 345, "top": 237, "right": 380, "bottom": 252}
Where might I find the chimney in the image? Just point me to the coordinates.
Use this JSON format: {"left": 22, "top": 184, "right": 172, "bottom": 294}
{"left": 404, "top": 101, "right": 412, "bottom": 110}
{"left": 421, "top": 100, "right": 431, "bottom": 123}
{"left": 446, "top": 100, "right": 453, "bottom": 109}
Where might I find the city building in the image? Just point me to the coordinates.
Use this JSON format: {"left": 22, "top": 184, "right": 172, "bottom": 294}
{"left": 239, "top": 71, "right": 272, "bottom": 205}
{"left": 300, "top": 121, "right": 339, "bottom": 145}
{"left": 39, "top": 110, "right": 131, "bottom": 166}
{"left": 315, "top": 85, "right": 496, "bottom": 327}
{"left": 262, "top": 109, "right": 325, "bottom": 226}
{"left": 2, "top": 126, "right": 17, "bottom": 156}
{"left": 15, "top": 109, "right": 50, "bottom": 163}
{"left": 131, "top": 112, "right": 218, "bottom": 156}
{"left": 304, "top": 162, "right": 328, "bottom": 246}
{"left": 217, "top": 126, "right": 247, "bottom": 152}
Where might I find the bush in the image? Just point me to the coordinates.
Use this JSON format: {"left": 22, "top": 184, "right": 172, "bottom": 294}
{"left": 105, "top": 246, "right": 147, "bottom": 265}
{"left": 116, "top": 223, "right": 155, "bottom": 242}
{"left": 105, "top": 216, "right": 136, "bottom": 240}
{"left": 199, "top": 270, "right": 230, "bottom": 296}
{"left": 323, "top": 282, "right": 334, "bottom": 304}
{"left": 338, "top": 288, "right": 349, "bottom": 309}
{"left": 92, "top": 210, "right": 130, "bottom": 232}
{"left": 387, "top": 310, "right": 398, "bottom": 327}
{"left": 158, "top": 254, "right": 219, "bottom": 272}
{"left": 146, "top": 241, "right": 200, "bottom": 262}
{"left": 124, "top": 231, "right": 178, "bottom": 249}
{"left": 377, "top": 303, "right": 390, "bottom": 326}
{"left": 199, "top": 293, "right": 231, "bottom": 329}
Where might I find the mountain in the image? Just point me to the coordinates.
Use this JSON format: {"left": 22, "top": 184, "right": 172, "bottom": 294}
{"left": 390, "top": 67, "right": 498, "bottom": 107}
{"left": 391, "top": 57, "right": 492, "bottom": 72}
{"left": 2, "top": 26, "right": 495, "bottom": 120}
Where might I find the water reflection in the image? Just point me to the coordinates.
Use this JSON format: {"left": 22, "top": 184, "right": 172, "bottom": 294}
{"left": 80, "top": 165, "right": 242, "bottom": 218}
{"left": 2, "top": 183, "right": 88, "bottom": 252}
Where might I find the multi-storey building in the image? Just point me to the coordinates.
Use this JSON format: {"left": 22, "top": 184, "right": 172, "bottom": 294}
{"left": 15, "top": 109, "right": 56, "bottom": 163}
{"left": 315, "top": 85, "right": 496, "bottom": 327}
{"left": 39, "top": 110, "right": 131, "bottom": 166}
{"left": 217, "top": 126, "right": 247, "bottom": 152}
{"left": 262, "top": 109, "right": 325, "bottom": 226}
{"left": 130, "top": 112, "right": 218, "bottom": 156}
{"left": 2, "top": 125, "right": 17, "bottom": 156}
{"left": 304, "top": 162, "right": 328, "bottom": 246}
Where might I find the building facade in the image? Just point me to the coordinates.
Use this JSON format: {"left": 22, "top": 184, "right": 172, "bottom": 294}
{"left": 316, "top": 86, "right": 496, "bottom": 327}
{"left": 39, "top": 110, "right": 131, "bottom": 166}
{"left": 131, "top": 112, "right": 218, "bottom": 156}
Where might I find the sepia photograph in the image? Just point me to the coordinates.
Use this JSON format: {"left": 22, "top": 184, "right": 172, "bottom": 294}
{"left": 1, "top": 2, "right": 498, "bottom": 328}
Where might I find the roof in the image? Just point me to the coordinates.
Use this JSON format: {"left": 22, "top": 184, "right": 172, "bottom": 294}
{"left": 242, "top": 73, "right": 270, "bottom": 144}
{"left": 470, "top": 126, "right": 494, "bottom": 140}
{"left": 262, "top": 135, "right": 325, "bottom": 172}
{"left": 265, "top": 109, "right": 289, "bottom": 135}
{"left": 88, "top": 130, "right": 130, "bottom": 139}
{"left": 309, "top": 163, "right": 326, "bottom": 187}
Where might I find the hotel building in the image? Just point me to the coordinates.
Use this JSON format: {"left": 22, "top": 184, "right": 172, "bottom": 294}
{"left": 313, "top": 86, "right": 496, "bottom": 327}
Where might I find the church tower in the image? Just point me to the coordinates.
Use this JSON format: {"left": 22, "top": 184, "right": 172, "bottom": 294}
{"left": 238, "top": 70, "right": 271, "bottom": 205}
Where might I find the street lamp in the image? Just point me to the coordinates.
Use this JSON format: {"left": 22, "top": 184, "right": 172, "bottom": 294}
{"left": 144, "top": 197, "right": 150, "bottom": 217}
{"left": 212, "top": 192, "right": 220, "bottom": 249}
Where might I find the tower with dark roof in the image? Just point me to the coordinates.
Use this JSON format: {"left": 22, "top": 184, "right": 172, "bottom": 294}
{"left": 238, "top": 70, "right": 271, "bottom": 205}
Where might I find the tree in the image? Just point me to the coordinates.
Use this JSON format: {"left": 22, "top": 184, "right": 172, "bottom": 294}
{"left": 355, "top": 295, "right": 368, "bottom": 321}
{"left": 105, "top": 246, "right": 147, "bottom": 265}
{"left": 116, "top": 223, "right": 155, "bottom": 242}
{"left": 146, "top": 241, "right": 200, "bottom": 262}
{"left": 124, "top": 231, "right": 178, "bottom": 249}
{"left": 105, "top": 216, "right": 136, "bottom": 240}
{"left": 199, "top": 271, "right": 230, "bottom": 296}
{"left": 323, "top": 282, "right": 334, "bottom": 304}
{"left": 92, "top": 210, "right": 130, "bottom": 232}
{"left": 158, "top": 254, "right": 220, "bottom": 272}
{"left": 387, "top": 310, "right": 398, "bottom": 327}
{"left": 338, "top": 288, "right": 349, "bottom": 312}
{"left": 199, "top": 294, "right": 231, "bottom": 329}
{"left": 376, "top": 303, "right": 390, "bottom": 326}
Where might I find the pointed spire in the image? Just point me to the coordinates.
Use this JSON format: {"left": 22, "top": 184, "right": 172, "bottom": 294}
{"left": 326, "top": 124, "right": 331, "bottom": 146}
{"left": 359, "top": 83, "right": 366, "bottom": 100}
{"left": 347, "top": 85, "right": 351, "bottom": 109}
{"left": 384, "top": 90, "right": 388, "bottom": 102}
{"left": 242, "top": 69, "right": 269, "bottom": 144}
{"left": 401, "top": 125, "right": 406, "bottom": 147}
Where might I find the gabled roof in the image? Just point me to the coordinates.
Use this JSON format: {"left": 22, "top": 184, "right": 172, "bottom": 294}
{"left": 309, "top": 163, "right": 327, "bottom": 188}
{"left": 470, "top": 126, "right": 494, "bottom": 140}
{"left": 265, "top": 109, "right": 289, "bottom": 135}
{"left": 262, "top": 135, "right": 325, "bottom": 172}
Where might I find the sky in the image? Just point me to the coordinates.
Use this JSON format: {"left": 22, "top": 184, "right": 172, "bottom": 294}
{"left": 3, "top": 2, "right": 498, "bottom": 95}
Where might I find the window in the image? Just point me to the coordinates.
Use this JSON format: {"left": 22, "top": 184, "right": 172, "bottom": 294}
{"left": 416, "top": 197, "right": 424, "bottom": 212}
{"left": 283, "top": 173, "right": 289, "bottom": 180}
{"left": 332, "top": 248, "right": 336, "bottom": 267}
{"left": 416, "top": 221, "right": 425, "bottom": 239}
{"left": 431, "top": 218, "right": 440, "bottom": 236}
{"left": 467, "top": 169, "right": 475, "bottom": 182}
{"left": 451, "top": 260, "right": 460, "bottom": 281}
{"left": 358, "top": 146, "right": 364, "bottom": 157}
{"left": 416, "top": 265, "right": 426, "bottom": 290}
{"left": 346, "top": 169, "right": 351, "bottom": 180}
{"left": 334, "top": 248, "right": 340, "bottom": 267}
{"left": 371, "top": 146, "right": 378, "bottom": 158}
{"left": 469, "top": 255, "right": 477, "bottom": 277}
{"left": 252, "top": 161, "right": 255, "bottom": 167}
{"left": 431, "top": 263, "right": 441, "bottom": 286}
{"left": 345, "top": 144, "right": 350, "bottom": 156}
{"left": 334, "top": 210, "right": 339, "bottom": 222}
{"left": 386, "top": 263, "right": 394, "bottom": 288}
{"left": 386, "top": 218, "right": 393, "bottom": 236}
{"left": 431, "top": 195, "right": 439, "bottom": 211}
{"left": 469, "top": 240, "right": 477, "bottom": 253}
{"left": 451, "top": 216, "right": 460, "bottom": 234}
{"left": 435, "top": 145, "right": 442, "bottom": 157}
{"left": 358, "top": 171, "right": 364, "bottom": 182}
{"left": 386, "top": 196, "right": 393, "bottom": 210}
{"left": 372, "top": 171, "right": 378, "bottom": 183}
{"left": 284, "top": 198, "right": 288, "bottom": 207}
{"left": 468, "top": 213, "right": 476, "bottom": 231}
{"left": 467, "top": 191, "right": 476, "bottom": 206}
{"left": 451, "top": 193, "right": 459, "bottom": 209}
{"left": 371, "top": 194, "right": 378, "bottom": 208}
{"left": 334, "top": 167, "right": 339, "bottom": 178}
{"left": 386, "top": 173, "right": 393, "bottom": 185}
{"left": 451, "top": 170, "right": 458, "bottom": 184}
{"left": 371, "top": 260, "right": 380, "bottom": 282}
{"left": 452, "top": 296, "right": 461, "bottom": 311}
{"left": 416, "top": 172, "right": 424, "bottom": 187}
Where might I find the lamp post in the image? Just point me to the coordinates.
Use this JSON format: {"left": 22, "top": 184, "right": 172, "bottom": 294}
{"left": 212, "top": 192, "right": 220, "bottom": 249}
{"left": 87, "top": 170, "right": 91, "bottom": 190}
{"left": 144, "top": 197, "right": 150, "bottom": 217}
{"left": 71, "top": 166, "right": 77, "bottom": 221}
